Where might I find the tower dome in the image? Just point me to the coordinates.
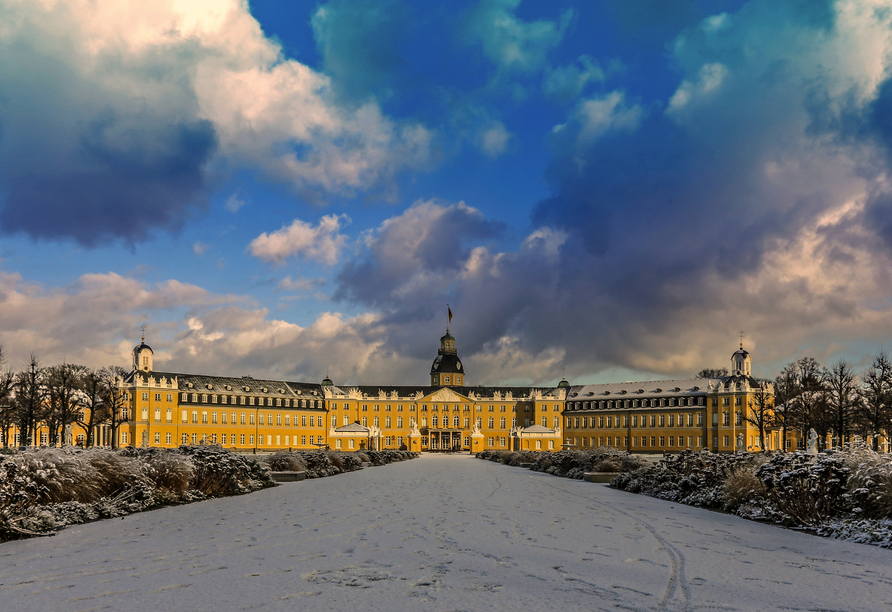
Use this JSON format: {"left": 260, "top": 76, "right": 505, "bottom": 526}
{"left": 132, "top": 337, "right": 154, "bottom": 372}
{"left": 430, "top": 330, "right": 464, "bottom": 387}
{"left": 730, "top": 344, "right": 751, "bottom": 376}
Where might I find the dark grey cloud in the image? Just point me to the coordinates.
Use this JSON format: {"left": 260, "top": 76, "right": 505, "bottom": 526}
{"left": 0, "top": 118, "right": 216, "bottom": 246}
{"left": 335, "top": 200, "right": 504, "bottom": 313}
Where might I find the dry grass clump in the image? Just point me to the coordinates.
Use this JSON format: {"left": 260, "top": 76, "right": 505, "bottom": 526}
{"left": 499, "top": 451, "right": 537, "bottom": 465}
{"left": 723, "top": 468, "right": 768, "bottom": 512}
{"left": 141, "top": 449, "right": 194, "bottom": 497}
{"left": 327, "top": 452, "right": 344, "bottom": 469}
{"left": 267, "top": 451, "right": 307, "bottom": 472}
{"left": 19, "top": 448, "right": 144, "bottom": 504}
{"left": 842, "top": 443, "right": 892, "bottom": 519}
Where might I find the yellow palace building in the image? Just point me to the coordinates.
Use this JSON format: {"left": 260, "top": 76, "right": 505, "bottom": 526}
{"left": 122, "top": 330, "right": 567, "bottom": 453}
{"left": 4, "top": 327, "right": 783, "bottom": 454}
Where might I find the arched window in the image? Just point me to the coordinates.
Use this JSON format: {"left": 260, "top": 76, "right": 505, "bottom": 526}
{"left": 432, "top": 415, "right": 439, "bottom": 427}
{"left": 444, "top": 375, "right": 450, "bottom": 383}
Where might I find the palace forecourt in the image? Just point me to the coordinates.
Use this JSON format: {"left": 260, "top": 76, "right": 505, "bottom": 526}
{"left": 1, "top": 454, "right": 888, "bottom": 612}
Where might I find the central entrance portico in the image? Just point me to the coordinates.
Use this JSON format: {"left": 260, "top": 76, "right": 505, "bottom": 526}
{"left": 428, "top": 429, "right": 463, "bottom": 451}
{"left": 418, "top": 386, "right": 473, "bottom": 452}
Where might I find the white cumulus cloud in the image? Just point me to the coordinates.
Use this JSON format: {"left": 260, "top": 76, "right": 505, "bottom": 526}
{"left": 249, "top": 214, "right": 350, "bottom": 265}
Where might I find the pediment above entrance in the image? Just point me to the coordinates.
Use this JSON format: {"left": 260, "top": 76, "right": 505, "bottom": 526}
{"left": 420, "top": 387, "right": 471, "bottom": 403}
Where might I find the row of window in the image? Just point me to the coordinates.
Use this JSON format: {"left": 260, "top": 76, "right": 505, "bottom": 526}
{"left": 329, "top": 402, "right": 561, "bottom": 413}
{"left": 484, "top": 437, "right": 556, "bottom": 450}
{"left": 139, "top": 393, "right": 174, "bottom": 402}
{"left": 127, "top": 431, "right": 325, "bottom": 447}
{"left": 568, "top": 397, "right": 706, "bottom": 410}
{"left": 350, "top": 415, "right": 410, "bottom": 428}
{"left": 134, "top": 410, "right": 328, "bottom": 427}
{"left": 572, "top": 435, "right": 706, "bottom": 448}
{"left": 178, "top": 393, "right": 323, "bottom": 408}
{"left": 566, "top": 413, "right": 705, "bottom": 429}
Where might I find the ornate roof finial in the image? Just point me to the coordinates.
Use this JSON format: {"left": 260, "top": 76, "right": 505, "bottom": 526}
{"left": 739, "top": 330, "right": 745, "bottom": 349}
{"left": 141, "top": 324, "right": 147, "bottom": 343}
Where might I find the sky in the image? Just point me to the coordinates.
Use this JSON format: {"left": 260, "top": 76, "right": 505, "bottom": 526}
{"left": 1, "top": 0, "right": 892, "bottom": 386}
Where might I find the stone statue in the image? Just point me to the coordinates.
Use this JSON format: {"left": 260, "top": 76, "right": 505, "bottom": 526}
{"left": 736, "top": 433, "right": 745, "bottom": 453}
{"left": 410, "top": 420, "right": 420, "bottom": 436}
{"left": 807, "top": 428, "right": 818, "bottom": 455}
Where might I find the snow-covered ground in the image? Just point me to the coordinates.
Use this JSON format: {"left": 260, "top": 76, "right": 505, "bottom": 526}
{"left": 0, "top": 454, "right": 889, "bottom": 612}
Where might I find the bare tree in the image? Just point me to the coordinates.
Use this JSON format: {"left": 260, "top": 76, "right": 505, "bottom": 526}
{"left": 744, "top": 379, "right": 773, "bottom": 451}
{"left": 97, "top": 366, "right": 129, "bottom": 449}
{"left": 696, "top": 367, "right": 729, "bottom": 378}
{"left": 858, "top": 351, "right": 892, "bottom": 451}
{"left": 44, "top": 363, "right": 85, "bottom": 446}
{"left": 787, "top": 357, "right": 828, "bottom": 449}
{"left": 773, "top": 362, "right": 799, "bottom": 451}
{"left": 76, "top": 368, "right": 105, "bottom": 447}
{"left": 0, "top": 347, "right": 15, "bottom": 449}
{"left": 13, "top": 355, "right": 46, "bottom": 447}
{"left": 824, "top": 360, "right": 859, "bottom": 448}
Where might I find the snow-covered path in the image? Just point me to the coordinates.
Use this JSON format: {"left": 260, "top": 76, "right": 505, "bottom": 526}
{"left": 1, "top": 455, "right": 890, "bottom": 612}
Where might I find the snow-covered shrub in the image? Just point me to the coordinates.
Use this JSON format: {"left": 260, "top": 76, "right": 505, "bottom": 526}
{"left": 12, "top": 448, "right": 144, "bottom": 504}
{"left": 756, "top": 451, "right": 851, "bottom": 526}
{"left": 260, "top": 449, "right": 416, "bottom": 477}
{"left": 177, "top": 445, "right": 274, "bottom": 497}
{"left": 0, "top": 456, "right": 49, "bottom": 538}
{"left": 366, "top": 450, "right": 417, "bottom": 465}
{"left": 499, "top": 451, "right": 537, "bottom": 466}
{"left": 817, "top": 517, "right": 892, "bottom": 548}
{"left": 267, "top": 451, "right": 308, "bottom": 472}
{"left": 146, "top": 452, "right": 194, "bottom": 497}
{"left": 477, "top": 448, "right": 647, "bottom": 480}
{"left": 611, "top": 450, "right": 762, "bottom": 510}
{"left": 0, "top": 446, "right": 280, "bottom": 542}
{"left": 123, "top": 447, "right": 194, "bottom": 499}
{"left": 840, "top": 443, "right": 892, "bottom": 519}
{"left": 333, "top": 451, "right": 362, "bottom": 472}
{"left": 723, "top": 466, "right": 768, "bottom": 513}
